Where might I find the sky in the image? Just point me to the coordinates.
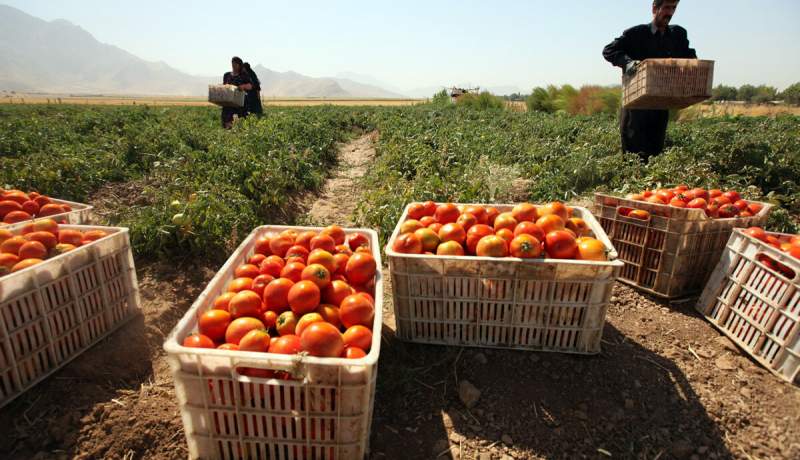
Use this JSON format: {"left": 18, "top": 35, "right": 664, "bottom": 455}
{"left": 5, "top": 0, "right": 800, "bottom": 93}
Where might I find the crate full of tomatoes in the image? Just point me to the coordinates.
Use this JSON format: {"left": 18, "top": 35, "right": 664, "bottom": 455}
{"left": 594, "top": 186, "right": 772, "bottom": 298}
{"left": 164, "top": 225, "right": 382, "bottom": 460}
{"left": 0, "top": 220, "right": 141, "bottom": 407}
{"left": 0, "top": 188, "right": 93, "bottom": 227}
{"left": 386, "top": 201, "right": 623, "bottom": 354}
{"left": 696, "top": 227, "right": 800, "bottom": 384}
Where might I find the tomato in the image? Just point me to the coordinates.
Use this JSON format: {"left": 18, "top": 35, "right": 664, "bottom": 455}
{"left": 743, "top": 227, "right": 767, "bottom": 241}
{"left": 789, "top": 247, "right": 800, "bottom": 260}
{"left": 565, "top": 218, "right": 590, "bottom": 237}
{"left": 199, "top": 309, "right": 232, "bottom": 342}
{"left": 340, "top": 294, "right": 375, "bottom": 328}
{"left": 669, "top": 198, "right": 687, "bottom": 208}
{"left": 484, "top": 207, "right": 501, "bottom": 226}
{"left": 258, "top": 255, "right": 284, "bottom": 277}
{"left": 509, "top": 235, "right": 542, "bottom": 259}
{"left": 723, "top": 191, "right": 741, "bottom": 203}
{"left": 732, "top": 200, "right": 749, "bottom": 212}
{"left": 280, "top": 262, "right": 306, "bottom": 283}
{"left": 345, "top": 252, "right": 377, "bottom": 285}
{"left": 427, "top": 223, "right": 443, "bottom": 234}
{"left": 316, "top": 304, "right": 342, "bottom": 329}
{"left": 234, "top": 264, "right": 260, "bottom": 279}
{"left": 22, "top": 201, "right": 39, "bottom": 216}
{"left": 228, "top": 290, "right": 262, "bottom": 318}
{"left": 463, "top": 206, "right": 487, "bottom": 224}
{"left": 421, "top": 200, "right": 438, "bottom": 216}
{"left": 545, "top": 230, "right": 578, "bottom": 259}
{"left": 18, "top": 241, "right": 47, "bottom": 260}
{"left": 82, "top": 230, "right": 108, "bottom": 243}
{"left": 183, "top": 334, "right": 215, "bottom": 349}
{"left": 536, "top": 215, "right": 565, "bottom": 234}
{"left": 319, "top": 225, "right": 344, "bottom": 246}
{"left": 276, "top": 311, "right": 299, "bottom": 336}
{"left": 288, "top": 280, "right": 321, "bottom": 315}
{"left": 407, "top": 203, "right": 427, "bottom": 220}
{"left": 250, "top": 274, "right": 274, "bottom": 298}
{"left": 300, "top": 322, "right": 345, "bottom": 357}
{"left": 227, "top": 277, "right": 255, "bottom": 293}
{"left": 343, "top": 325, "right": 372, "bottom": 351}
{"left": 213, "top": 292, "right": 236, "bottom": 313}
{"left": 347, "top": 233, "right": 370, "bottom": 251}
{"left": 56, "top": 230, "right": 81, "bottom": 246}
{"left": 748, "top": 202, "right": 763, "bottom": 215}
{"left": 655, "top": 190, "right": 675, "bottom": 203}
{"left": 293, "top": 312, "right": 323, "bottom": 336}
{"left": 493, "top": 213, "right": 518, "bottom": 232}
{"left": 576, "top": 238, "right": 608, "bottom": 261}
{"left": 11, "top": 258, "right": 42, "bottom": 272}
{"left": 466, "top": 224, "right": 494, "bottom": 254}
{"left": 248, "top": 253, "right": 267, "bottom": 266}
{"left": 334, "top": 244, "right": 353, "bottom": 256}
{"left": 626, "top": 193, "right": 646, "bottom": 201}
{"left": 686, "top": 198, "right": 707, "bottom": 209}
{"left": 400, "top": 219, "right": 424, "bottom": 234}
{"left": 391, "top": 232, "right": 422, "bottom": 254}
{"left": 2, "top": 192, "right": 29, "bottom": 205}
{"left": 217, "top": 343, "right": 239, "bottom": 351}
{"left": 475, "top": 235, "right": 508, "bottom": 258}
{"left": 301, "top": 264, "right": 331, "bottom": 289}
{"left": 705, "top": 204, "right": 720, "bottom": 218}
{"left": 239, "top": 329, "right": 271, "bottom": 353}
{"left": 1, "top": 236, "right": 26, "bottom": 255}
{"left": 712, "top": 196, "right": 731, "bottom": 207}
{"left": 291, "top": 231, "right": 316, "bottom": 250}
{"left": 628, "top": 210, "right": 650, "bottom": 220}
{"left": 344, "top": 346, "right": 367, "bottom": 359}
{"left": 646, "top": 196, "right": 665, "bottom": 205}
{"left": 674, "top": 184, "right": 689, "bottom": 192}
{"left": 435, "top": 203, "right": 460, "bottom": 224}
{"left": 495, "top": 228, "right": 514, "bottom": 245}
{"left": 254, "top": 235, "right": 273, "bottom": 256}
{"left": 3, "top": 210, "right": 32, "bottom": 224}
{"left": 261, "top": 310, "right": 278, "bottom": 329}
{"left": 333, "top": 253, "right": 350, "bottom": 275}
{"left": 438, "top": 223, "right": 467, "bottom": 245}
{"left": 308, "top": 249, "right": 337, "bottom": 274}
{"left": 718, "top": 204, "right": 740, "bottom": 219}
{"left": 0, "top": 200, "right": 23, "bottom": 218}
{"left": 511, "top": 203, "right": 538, "bottom": 223}
{"left": 269, "top": 234, "right": 294, "bottom": 257}
{"left": 414, "top": 228, "right": 440, "bottom": 252}
{"left": 322, "top": 280, "right": 355, "bottom": 306}
{"left": 0, "top": 229, "right": 13, "bottom": 245}
{"left": 419, "top": 216, "right": 436, "bottom": 227}
{"left": 263, "top": 278, "right": 295, "bottom": 312}
{"left": 437, "top": 241, "right": 465, "bottom": 256}
{"left": 0, "top": 253, "right": 19, "bottom": 271}
{"left": 707, "top": 189, "right": 722, "bottom": 199}
{"left": 225, "top": 317, "right": 266, "bottom": 344}
{"left": 456, "top": 213, "right": 478, "bottom": 231}
{"left": 540, "top": 201, "right": 568, "bottom": 220}
{"left": 269, "top": 334, "right": 303, "bottom": 354}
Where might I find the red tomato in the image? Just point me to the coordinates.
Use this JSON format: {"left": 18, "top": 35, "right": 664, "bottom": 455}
{"left": 708, "top": 189, "right": 723, "bottom": 199}
{"left": 248, "top": 253, "right": 267, "bottom": 266}
{"left": 300, "top": 322, "right": 345, "bottom": 357}
{"left": 254, "top": 235, "right": 273, "bottom": 255}
{"left": 288, "top": 280, "right": 321, "bottom": 315}
{"left": 343, "top": 325, "right": 373, "bottom": 351}
{"left": 687, "top": 198, "right": 707, "bottom": 209}
{"left": 435, "top": 203, "right": 460, "bottom": 224}
{"left": 347, "top": 233, "right": 370, "bottom": 251}
{"left": 321, "top": 225, "right": 346, "bottom": 245}
{"left": 295, "top": 312, "right": 325, "bottom": 336}
{"left": 280, "top": 261, "right": 306, "bottom": 283}
{"left": 339, "top": 294, "right": 375, "bottom": 328}
{"left": 344, "top": 346, "right": 367, "bottom": 359}
{"left": 213, "top": 292, "right": 236, "bottom": 312}
{"left": 475, "top": 235, "right": 508, "bottom": 258}
{"left": 261, "top": 310, "right": 278, "bottom": 329}
{"left": 301, "top": 264, "right": 331, "bottom": 289}
{"left": 407, "top": 203, "right": 427, "bottom": 220}
{"left": 748, "top": 202, "right": 763, "bottom": 215}
{"left": 391, "top": 233, "right": 423, "bottom": 254}
{"left": 229, "top": 290, "right": 262, "bottom": 319}
{"left": 322, "top": 280, "right": 355, "bottom": 307}
{"left": 250, "top": 274, "right": 275, "bottom": 298}
{"left": 285, "top": 245, "right": 310, "bottom": 263}
{"left": 464, "top": 205, "right": 488, "bottom": 224}
{"left": 259, "top": 255, "right": 285, "bottom": 277}
{"left": 466, "top": 224, "right": 494, "bottom": 254}
{"left": 723, "top": 191, "right": 741, "bottom": 203}
{"left": 239, "top": 329, "right": 271, "bottom": 353}
{"left": 421, "top": 200, "right": 438, "bottom": 216}
{"left": 183, "top": 334, "right": 215, "bottom": 349}
{"left": 493, "top": 213, "right": 518, "bottom": 232}
{"left": 732, "top": 200, "right": 749, "bottom": 212}
{"left": 269, "top": 334, "right": 303, "bottom": 354}
{"left": 199, "top": 309, "right": 232, "bottom": 342}
{"left": 456, "top": 213, "right": 478, "bottom": 231}
{"left": 235, "top": 264, "right": 260, "bottom": 279}
{"left": 263, "top": 278, "right": 295, "bottom": 312}
{"left": 438, "top": 223, "right": 467, "bottom": 245}
{"left": 316, "top": 304, "right": 342, "bottom": 329}
{"left": 743, "top": 227, "right": 768, "bottom": 241}
{"left": 509, "top": 235, "right": 542, "bottom": 259}
{"left": 511, "top": 203, "right": 538, "bottom": 223}
{"left": 227, "top": 277, "right": 254, "bottom": 293}
{"left": 345, "top": 252, "right": 377, "bottom": 285}
{"left": 310, "top": 234, "right": 337, "bottom": 253}
{"left": 718, "top": 204, "right": 740, "bottom": 219}
{"left": 484, "top": 207, "right": 500, "bottom": 226}
{"left": 536, "top": 215, "right": 565, "bottom": 234}
{"left": 545, "top": 230, "right": 578, "bottom": 259}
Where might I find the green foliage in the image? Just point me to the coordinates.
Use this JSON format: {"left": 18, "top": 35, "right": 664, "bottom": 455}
{"left": 780, "top": 83, "right": 800, "bottom": 105}
{"left": 526, "top": 85, "right": 620, "bottom": 115}
{"left": 431, "top": 89, "right": 451, "bottom": 106}
{"left": 712, "top": 85, "right": 738, "bottom": 101}
{"left": 455, "top": 91, "right": 505, "bottom": 111}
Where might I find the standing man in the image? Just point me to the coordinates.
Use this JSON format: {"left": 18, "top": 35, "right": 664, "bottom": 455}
{"left": 603, "top": 0, "right": 697, "bottom": 160}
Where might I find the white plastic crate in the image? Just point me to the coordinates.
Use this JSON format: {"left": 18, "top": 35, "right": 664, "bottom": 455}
{"left": 386, "top": 203, "right": 623, "bottom": 354}
{"left": 163, "top": 225, "right": 383, "bottom": 460}
{"left": 697, "top": 229, "right": 799, "bottom": 384}
{"left": 208, "top": 84, "right": 246, "bottom": 108}
{"left": 0, "top": 198, "right": 93, "bottom": 228}
{"left": 0, "top": 225, "right": 141, "bottom": 407}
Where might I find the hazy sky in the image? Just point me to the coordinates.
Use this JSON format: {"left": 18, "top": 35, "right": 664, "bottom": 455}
{"left": 6, "top": 0, "right": 800, "bottom": 91}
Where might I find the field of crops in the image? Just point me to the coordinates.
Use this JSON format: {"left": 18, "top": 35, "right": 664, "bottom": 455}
{"left": 1, "top": 103, "right": 799, "bottom": 459}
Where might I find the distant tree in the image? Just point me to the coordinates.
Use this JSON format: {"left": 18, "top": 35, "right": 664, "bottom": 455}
{"left": 456, "top": 91, "right": 505, "bottom": 110}
{"left": 712, "top": 85, "right": 738, "bottom": 101}
{"left": 780, "top": 82, "right": 800, "bottom": 105}
{"left": 737, "top": 84, "right": 757, "bottom": 102}
{"left": 752, "top": 85, "right": 778, "bottom": 104}
{"left": 526, "top": 87, "right": 557, "bottom": 113}
{"left": 431, "top": 89, "right": 450, "bottom": 106}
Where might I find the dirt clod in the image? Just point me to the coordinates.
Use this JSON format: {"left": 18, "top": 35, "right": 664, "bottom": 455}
{"left": 458, "top": 380, "right": 481, "bottom": 409}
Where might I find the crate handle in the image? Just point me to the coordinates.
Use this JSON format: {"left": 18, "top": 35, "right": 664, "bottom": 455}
{"left": 755, "top": 253, "right": 798, "bottom": 282}
{"left": 232, "top": 360, "right": 305, "bottom": 382}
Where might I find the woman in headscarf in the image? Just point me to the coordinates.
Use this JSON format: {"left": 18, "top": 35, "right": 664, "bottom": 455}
{"left": 243, "top": 62, "right": 264, "bottom": 117}
{"left": 221, "top": 56, "right": 252, "bottom": 129}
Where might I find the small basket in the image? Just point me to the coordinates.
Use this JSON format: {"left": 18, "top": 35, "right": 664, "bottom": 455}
{"left": 696, "top": 229, "right": 799, "bottom": 384}
{"left": 0, "top": 198, "right": 93, "bottom": 228}
{"left": 623, "top": 58, "right": 714, "bottom": 110}
{"left": 163, "top": 225, "right": 382, "bottom": 460}
{"left": 208, "top": 84, "right": 246, "bottom": 108}
{"left": 386, "top": 203, "right": 622, "bottom": 354}
{"left": 593, "top": 193, "right": 772, "bottom": 299}
{"left": 0, "top": 225, "right": 141, "bottom": 408}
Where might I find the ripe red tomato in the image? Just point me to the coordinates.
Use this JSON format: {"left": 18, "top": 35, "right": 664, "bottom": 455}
{"left": 656, "top": 190, "right": 675, "bottom": 203}
{"left": 475, "top": 235, "right": 508, "bottom": 258}
{"left": 225, "top": 317, "right": 265, "bottom": 345}
{"left": 227, "top": 277, "right": 255, "bottom": 293}
{"left": 344, "top": 346, "right": 367, "bottom": 359}
{"left": 285, "top": 245, "right": 310, "bottom": 263}
{"left": 347, "top": 233, "right": 369, "bottom": 251}
{"left": 239, "top": 329, "right": 271, "bottom": 352}
{"left": 310, "top": 234, "right": 336, "bottom": 253}
{"left": 509, "top": 235, "right": 542, "bottom": 259}
{"left": 493, "top": 213, "right": 518, "bottom": 232}
{"left": 743, "top": 227, "right": 767, "bottom": 241}
{"left": 732, "top": 200, "right": 749, "bottom": 212}
{"left": 212, "top": 292, "right": 236, "bottom": 312}
{"left": 280, "top": 261, "right": 306, "bottom": 283}
{"left": 345, "top": 252, "right": 377, "bottom": 285}
{"left": 712, "top": 196, "right": 731, "bottom": 207}
{"left": 536, "top": 215, "right": 565, "bottom": 234}
{"left": 545, "top": 230, "right": 578, "bottom": 259}
{"left": 407, "top": 203, "right": 427, "bottom": 220}
{"left": 235, "top": 264, "right": 261, "bottom": 279}
{"left": 288, "top": 280, "right": 321, "bottom": 315}
{"left": 463, "top": 206, "right": 487, "bottom": 224}
{"left": 316, "top": 304, "right": 342, "bottom": 328}
{"left": 295, "top": 312, "right": 325, "bottom": 336}
{"left": 248, "top": 253, "right": 267, "bottom": 266}
{"left": 259, "top": 255, "right": 285, "bottom": 277}
{"left": 438, "top": 222, "right": 467, "bottom": 245}
{"left": 687, "top": 188, "right": 709, "bottom": 201}
{"left": 263, "top": 278, "right": 295, "bottom": 312}
{"left": 301, "top": 264, "right": 331, "bottom": 289}
{"left": 261, "top": 310, "right": 278, "bottom": 329}
{"left": 321, "top": 225, "right": 346, "bottom": 245}
{"left": 340, "top": 294, "right": 375, "bottom": 328}
{"left": 269, "top": 335, "right": 303, "bottom": 354}
{"left": 228, "top": 290, "right": 262, "bottom": 319}
{"left": 436, "top": 240, "right": 465, "bottom": 256}
{"left": 250, "top": 274, "right": 275, "bottom": 298}
{"left": 717, "top": 204, "right": 740, "bottom": 219}
{"left": 322, "top": 280, "right": 355, "bottom": 307}
{"left": 343, "top": 325, "right": 373, "bottom": 351}
{"left": 565, "top": 218, "right": 590, "bottom": 237}
{"left": 435, "top": 203, "right": 460, "bottom": 224}
{"left": 466, "top": 224, "right": 494, "bottom": 254}
{"left": 484, "top": 207, "right": 500, "bottom": 226}
{"left": 669, "top": 198, "right": 687, "bottom": 208}
{"left": 511, "top": 203, "right": 538, "bottom": 223}
{"left": 269, "top": 234, "right": 294, "bottom": 257}
{"left": 183, "top": 334, "right": 215, "bottom": 349}
{"left": 686, "top": 198, "right": 707, "bottom": 209}
{"left": 723, "top": 191, "right": 741, "bottom": 203}
{"left": 300, "top": 322, "right": 345, "bottom": 357}
{"left": 199, "top": 309, "right": 232, "bottom": 342}
{"left": 421, "top": 201, "right": 438, "bottom": 216}
{"left": 708, "top": 189, "right": 723, "bottom": 199}
{"left": 456, "top": 213, "right": 478, "bottom": 231}
{"left": 392, "top": 233, "right": 423, "bottom": 254}
{"left": 748, "top": 202, "right": 763, "bottom": 215}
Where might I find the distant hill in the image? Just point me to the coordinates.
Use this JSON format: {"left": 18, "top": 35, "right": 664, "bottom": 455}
{"left": 0, "top": 5, "right": 406, "bottom": 98}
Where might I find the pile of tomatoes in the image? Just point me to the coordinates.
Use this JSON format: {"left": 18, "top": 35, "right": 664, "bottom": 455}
{"left": 744, "top": 227, "right": 800, "bottom": 279}
{"left": 0, "top": 219, "right": 108, "bottom": 276}
{"left": 0, "top": 189, "right": 74, "bottom": 225}
{"left": 390, "top": 201, "right": 609, "bottom": 261}
{"left": 625, "top": 186, "right": 764, "bottom": 219}
{"left": 183, "top": 225, "right": 378, "bottom": 361}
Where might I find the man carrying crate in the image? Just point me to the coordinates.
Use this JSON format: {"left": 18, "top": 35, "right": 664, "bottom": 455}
{"left": 602, "top": 0, "right": 697, "bottom": 160}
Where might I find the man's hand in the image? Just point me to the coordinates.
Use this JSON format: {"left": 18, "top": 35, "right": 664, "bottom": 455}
{"left": 625, "top": 60, "right": 641, "bottom": 77}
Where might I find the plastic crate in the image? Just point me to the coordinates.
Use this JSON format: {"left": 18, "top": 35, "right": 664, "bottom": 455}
{"left": 593, "top": 193, "right": 772, "bottom": 299}
{"left": 0, "top": 198, "right": 93, "bottom": 228}
{"left": 623, "top": 58, "right": 714, "bottom": 110}
{"left": 386, "top": 203, "right": 623, "bottom": 354}
{"left": 163, "top": 225, "right": 383, "bottom": 460}
{"left": 208, "top": 84, "right": 246, "bottom": 108}
{"left": 697, "top": 229, "right": 799, "bottom": 384}
{"left": 0, "top": 225, "right": 141, "bottom": 408}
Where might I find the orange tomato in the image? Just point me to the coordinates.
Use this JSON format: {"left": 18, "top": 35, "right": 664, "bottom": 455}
{"left": 466, "top": 224, "right": 494, "bottom": 254}
{"left": 259, "top": 255, "right": 285, "bottom": 277}
{"left": 229, "top": 290, "right": 262, "bottom": 318}
{"left": 509, "top": 235, "right": 542, "bottom": 259}
{"left": 493, "top": 213, "right": 518, "bottom": 232}
{"left": 407, "top": 203, "right": 427, "bottom": 220}
{"left": 18, "top": 241, "right": 47, "bottom": 260}
{"left": 301, "top": 264, "right": 331, "bottom": 289}
{"left": 12, "top": 258, "right": 43, "bottom": 272}
{"left": 536, "top": 215, "right": 565, "bottom": 234}
{"left": 566, "top": 218, "right": 590, "bottom": 237}
{"left": 434, "top": 203, "right": 460, "bottom": 224}
{"left": 288, "top": 280, "right": 321, "bottom": 315}
{"left": 235, "top": 264, "right": 261, "bottom": 279}
{"left": 400, "top": 219, "right": 424, "bottom": 234}
{"left": 511, "top": 203, "right": 538, "bottom": 223}
{"left": 280, "top": 262, "right": 306, "bottom": 283}
{"left": 545, "top": 231, "right": 578, "bottom": 259}
{"left": 438, "top": 222, "right": 466, "bottom": 245}
{"left": 199, "top": 309, "right": 232, "bottom": 342}
{"left": 321, "top": 225, "right": 346, "bottom": 245}
{"left": 269, "top": 234, "right": 294, "bottom": 257}
{"left": 345, "top": 252, "right": 377, "bottom": 285}
{"left": 343, "top": 325, "right": 373, "bottom": 351}
{"left": 540, "top": 201, "right": 568, "bottom": 220}
{"left": 322, "top": 280, "right": 355, "bottom": 307}
{"left": 436, "top": 241, "right": 465, "bottom": 256}
{"left": 339, "top": 294, "right": 375, "bottom": 328}
{"left": 300, "top": 322, "right": 345, "bottom": 357}
{"left": 576, "top": 238, "right": 608, "bottom": 261}
{"left": 316, "top": 304, "right": 342, "bottom": 329}
{"left": 295, "top": 312, "right": 325, "bottom": 336}
{"left": 239, "top": 329, "right": 271, "bottom": 353}
{"left": 213, "top": 292, "right": 236, "bottom": 312}
{"left": 463, "top": 206, "right": 487, "bottom": 224}
{"left": 495, "top": 228, "right": 514, "bottom": 244}
{"left": 475, "top": 235, "right": 508, "bottom": 258}
{"left": 263, "top": 278, "right": 295, "bottom": 313}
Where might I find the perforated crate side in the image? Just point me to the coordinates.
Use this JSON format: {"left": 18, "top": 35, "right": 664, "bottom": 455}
{"left": 623, "top": 58, "right": 714, "bottom": 110}
{"left": 163, "top": 225, "right": 383, "bottom": 460}
{"left": 697, "top": 229, "right": 800, "bottom": 384}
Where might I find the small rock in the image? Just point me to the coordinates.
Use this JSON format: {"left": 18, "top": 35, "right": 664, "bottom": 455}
{"left": 697, "top": 348, "right": 716, "bottom": 359}
{"left": 478, "top": 453, "right": 491, "bottom": 460}
{"left": 670, "top": 440, "right": 694, "bottom": 459}
{"left": 739, "top": 387, "right": 752, "bottom": 398}
{"left": 501, "top": 434, "right": 513, "bottom": 445}
{"left": 697, "top": 446, "right": 709, "bottom": 454}
{"left": 715, "top": 336, "right": 739, "bottom": 352}
{"left": 610, "top": 296, "right": 619, "bottom": 303}
{"left": 433, "top": 439, "right": 450, "bottom": 455}
{"left": 715, "top": 356, "right": 737, "bottom": 371}
{"left": 624, "top": 399, "right": 635, "bottom": 410}
{"left": 459, "top": 380, "right": 481, "bottom": 408}
{"left": 474, "top": 352, "right": 488, "bottom": 364}
{"left": 500, "top": 455, "right": 514, "bottom": 460}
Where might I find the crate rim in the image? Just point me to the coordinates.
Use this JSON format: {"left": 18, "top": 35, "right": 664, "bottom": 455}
{"left": 162, "top": 224, "right": 383, "bottom": 369}
{"left": 386, "top": 202, "right": 623, "bottom": 267}
{"left": 0, "top": 198, "right": 93, "bottom": 228}
{"left": 594, "top": 192, "right": 773, "bottom": 222}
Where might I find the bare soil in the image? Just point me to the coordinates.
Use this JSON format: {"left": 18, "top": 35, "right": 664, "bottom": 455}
{"left": 1, "top": 133, "right": 798, "bottom": 460}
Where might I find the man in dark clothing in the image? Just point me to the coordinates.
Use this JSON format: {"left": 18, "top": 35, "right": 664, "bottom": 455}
{"left": 603, "top": 0, "right": 697, "bottom": 160}
{"left": 222, "top": 56, "right": 253, "bottom": 129}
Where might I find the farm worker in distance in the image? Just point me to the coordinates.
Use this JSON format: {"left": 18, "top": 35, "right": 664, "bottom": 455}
{"left": 242, "top": 62, "right": 264, "bottom": 117}
{"left": 602, "top": 0, "right": 697, "bottom": 161}
{"left": 221, "top": 56, "right": 253, "bottom": 129}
